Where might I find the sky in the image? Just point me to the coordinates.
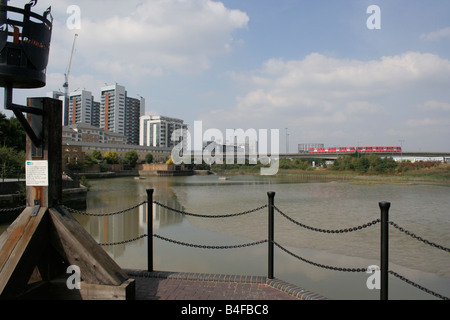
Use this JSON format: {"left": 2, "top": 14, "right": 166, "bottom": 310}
{"left": 1, "top": 0, "right": 450, "bottom": 152}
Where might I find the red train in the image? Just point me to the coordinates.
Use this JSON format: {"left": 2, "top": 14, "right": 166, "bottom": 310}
{"left": 308, "top": 146, "right": 402, "bottom": 153}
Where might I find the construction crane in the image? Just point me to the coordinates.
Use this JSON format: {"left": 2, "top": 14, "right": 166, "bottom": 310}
{"left": 63, "top": 33, "right": 78, "bottom": 126}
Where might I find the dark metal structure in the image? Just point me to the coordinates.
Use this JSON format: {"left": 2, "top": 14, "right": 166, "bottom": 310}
{"left": 0, "top": 0, "right": 53, "bottom": 146}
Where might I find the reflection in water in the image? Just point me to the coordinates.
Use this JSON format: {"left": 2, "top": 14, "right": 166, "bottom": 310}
{"left": 1, "top": 174, "right": 449, "bottom": 300}
{"left": 75, "top": 177, "right": 187, "bottom": 262}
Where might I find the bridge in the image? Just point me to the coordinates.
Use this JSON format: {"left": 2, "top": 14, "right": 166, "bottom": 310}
{"left": 279, "top": 152, "right": 450, "bottom": 161}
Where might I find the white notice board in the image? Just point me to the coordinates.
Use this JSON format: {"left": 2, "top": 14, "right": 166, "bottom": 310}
{"left": 26, "top": 160, "right": 49, "bottom": 187}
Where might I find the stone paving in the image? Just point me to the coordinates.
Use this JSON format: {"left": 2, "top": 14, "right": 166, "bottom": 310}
{"left": 126, "top": 270, "right": 327, "bottom": 300}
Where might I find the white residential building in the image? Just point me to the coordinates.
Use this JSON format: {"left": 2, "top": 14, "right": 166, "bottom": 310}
{"left": 140, "top": 115, "right": 187, "bottom": 149}
{"left": 100, "top": 84, "right": 126, "bottom": 137}
{"left": 68, "top": 90, "right": 93, "bottom": 125}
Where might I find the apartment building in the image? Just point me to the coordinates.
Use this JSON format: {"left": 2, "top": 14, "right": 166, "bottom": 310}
{"left": 125, "top": 96, "right": 145, "bottom": 145}
{"left": 68, "top": 90, "right": 92, "bottom": 125}
{"left": 100, "top": 84, "right": 126, "bottom": 137}
{"left": 140, "top": 115, "right": 187, "bottom": 149}
{"left": 63, "top": 122, "right": 127, "bottom": 145}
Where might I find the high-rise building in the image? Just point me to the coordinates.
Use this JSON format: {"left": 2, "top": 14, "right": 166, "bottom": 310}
{"left": 125, "top": 96, "right": 145, "bottom": 145}
{"left": 100, "top": 84, "right": 126, "bottom": 137}
{"left": 100, "top": 84, "right": 144, "bottom": 145}
{"left": 91, "top": 100, "right": 100, "bottom": 128}
{"left": 68, "top": 90, "right": 92, "bottom": 125}
{"left": 140, "top": 115, "right": 187, "bottom": 148}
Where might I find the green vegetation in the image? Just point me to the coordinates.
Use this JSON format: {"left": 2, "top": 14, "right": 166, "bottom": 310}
{"left": 206, "top": 153, "right": 449, "bottom": 183}
{"left": 331, "top": 153, "right": 398, "bottom": 173}
{"left": 145, "top": 154, "right": 154, "bottom": 164}
{"left": 123, "top": 150, "right": 139, "bottom": 168}
{"left": 0, "top": 113, "right": 26, "bottom": 180}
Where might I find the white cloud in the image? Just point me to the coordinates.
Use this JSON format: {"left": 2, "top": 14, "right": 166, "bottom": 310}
{"left": 420, "top": 27, "right": 450, "bottom": 42}
{"left": 49, "top": 0, "right": 249, "bottom": 78}
{"left": 201, "top": 52, "right": 450, "bottom": 150}
{"left": 419, "top": 100, "right": 450, "bottom": 112}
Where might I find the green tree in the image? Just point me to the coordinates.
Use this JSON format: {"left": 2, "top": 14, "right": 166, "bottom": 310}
{"left": 0, "top": 112, "right": 26, "bottom": 151}
{"left": 123, "top": 150, "right": 139, "bottom": 168}
{"left": 0, "top": 146, "right": 25, "bottom": 180}
{"left": 104, "top": 151, "right": 119, "bottom": 164}
{"left": 145, "top": 153, "right": 154, "bottom": 164}
{"left": 91, "top": 150, "right": 102, "bottom": 161}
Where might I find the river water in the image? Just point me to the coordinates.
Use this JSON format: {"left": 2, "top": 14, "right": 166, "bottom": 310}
{"left": 1, "top": 174, "right": 449, "bottom": 300}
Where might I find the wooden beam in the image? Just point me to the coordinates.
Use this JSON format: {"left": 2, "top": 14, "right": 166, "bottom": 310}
{"left": 0, "top": 207, "right": 49, "bottom": 298}
{"left": 48, "top": 207, "right": 129, "bottom": 286}
{"left": 80, "top": 279, "right": 135, "bottom": 300}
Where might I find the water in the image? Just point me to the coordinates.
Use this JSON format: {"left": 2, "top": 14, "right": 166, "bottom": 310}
{"left": 1, "top": 174, "right": 449, "bottom": 300}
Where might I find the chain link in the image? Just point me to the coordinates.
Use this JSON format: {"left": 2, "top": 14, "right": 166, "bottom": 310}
{"left": 274, "top": 241, "right": 367, "bottom": 272}
{"left": 273, "top": 205, "right": 381, "bottom": 234}
{"left": 62, "top": 201, "right": 147, "bottom": 216}
{"left": 389, "top": 270, "right": 449, "bottom": 300}
{"left": 99, "top": 234, "right": 148, "bottom": 246}
{"left": 389, "top": 221, "right": 450, "bottom": 253}
{"left": 61, "top": 200, "right": 449, "bottom": 300}
{"left": 154, "top": 234, "right": 267, "bottom": 249}
{"left": 0, "top": 205, "right": 26, "bottom": 213}
{"left": 153, "top": 201, "right": 267, "bottom": 218}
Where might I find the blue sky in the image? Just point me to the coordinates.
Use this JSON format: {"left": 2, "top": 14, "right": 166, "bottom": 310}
{"left": 2, "top": 0, "right": 450, "bottom": 152}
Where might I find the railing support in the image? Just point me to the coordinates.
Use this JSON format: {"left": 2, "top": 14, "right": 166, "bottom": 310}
{"left": 267, "top": 191, "right": 275, "bottom": 279}
{"left": 379, "top": 201, "right": 391, "bottom": 300}
{"left": 147, "top": 188, "right": 154, "bottom": 272}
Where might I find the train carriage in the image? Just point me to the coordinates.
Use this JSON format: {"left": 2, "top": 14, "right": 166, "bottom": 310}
{"left": 309, "top": 146, "right": 402, "bottom": 153}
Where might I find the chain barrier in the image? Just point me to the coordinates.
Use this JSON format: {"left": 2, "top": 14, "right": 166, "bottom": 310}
{"left": 273, "top": 205, "right": 381, "bottom": 233}
{"left": 273, "top": 241, "right": 449, "bottom": 300}
{"left": 99, "top": 234, "right": 148, "bottom": 246}
{"left": 153, "top": 201, "right": 267, "bottom": 218}
{"left": 0, "top": 205, "right": 26, "bottom": 213}
{"left": 388, "top": 270, "right": 449, "bottom": 300}
{"left": 153, "top": 234, "right": 267, "bottom": 249}
{"left": 61, "top": 201, "right": 147, "bottom": 216}
{"left": 274, "top": 241, "right": 367, "bottom": 273}
{"left": 59, "top": 199, "right": 448, "bottom": 300}
{"left": 97, "top": 232, "right": 266, "bottom": 250}
{"left": 389, "top": 221, "right": 450, "bottom": 253}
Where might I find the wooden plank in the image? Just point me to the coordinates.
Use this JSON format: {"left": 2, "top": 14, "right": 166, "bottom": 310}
{"left": 0, "top": 207, "right": 49, "bottom": 298}
{"left": 80, "top": 279, "right": 135, "bottom": 300}
{"left": 48, "top": 207, "right": 128, "bottom": 286}
{"left": 0, "top": 208, "right": 33, "bottom": 271}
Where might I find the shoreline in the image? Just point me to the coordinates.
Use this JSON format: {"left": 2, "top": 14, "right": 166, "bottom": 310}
{"left": 209, "top": 168, "right": 450, "bottom": 185}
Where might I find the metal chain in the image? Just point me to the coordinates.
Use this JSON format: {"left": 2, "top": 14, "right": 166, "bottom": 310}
{"left": 273, "top": 205, "right": 381, "bottom": 234}
{"left": 274, "top": 242, "right": 366, "bottom": 272}
{"left": 389, "top": 270, "right": 449, "bottom": 300}
{"left": 274, "top": 241, "right": 448, "bottom": 300}
{"left": 0, "top": 205, "right": 26, "bottom": 213}
{"left": 99, "top": 234, "right": 148, "bottom": 246}
{"left": 153, "top": 201, "right": 267, "bottom": 218}
{"left": 389, "top": 221, "right": 450, "bottom": 253}
{"left": 154, "top": 234, "right": 268, "bottom": 249}
{"left": 62, "top": 201, "right": 148, "bottom": 216}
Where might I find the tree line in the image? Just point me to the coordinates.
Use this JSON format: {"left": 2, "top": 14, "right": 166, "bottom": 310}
{"left": 0, "top": 112, "right": 26, "bottom": 180}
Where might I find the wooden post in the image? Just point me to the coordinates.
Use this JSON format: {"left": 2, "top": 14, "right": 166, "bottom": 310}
{"left": 1, "top": 97, "right": 135, "bottom": 300}
{"left": 25, "top": 98, "right": 62, "bottom": 208}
